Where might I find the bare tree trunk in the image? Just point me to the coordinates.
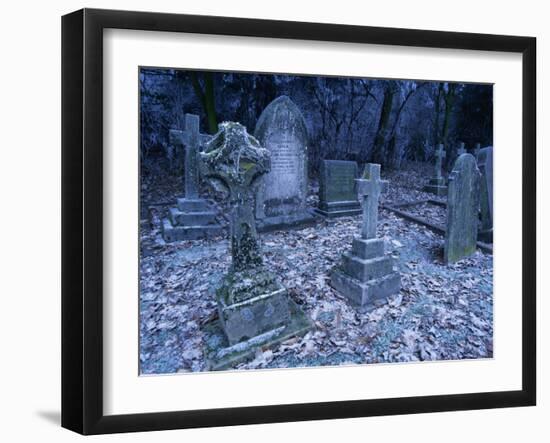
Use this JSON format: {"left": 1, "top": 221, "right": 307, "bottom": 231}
{"left": 441, "top": 83, "right": 456, "bottom": 147}
{"left": 372, "top": 81, "right": 396, "bottom": 165}
{"left": 434, "top": 83, "right": 443, "bottom": 145}
{"left": 190, "top": 71, "right": 218, "bottom": 134}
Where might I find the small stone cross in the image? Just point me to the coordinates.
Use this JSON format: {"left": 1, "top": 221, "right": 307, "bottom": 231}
{"left": 199, "top": 122, "right": 271, "bottom": 271}
{"left": 356, "top": 163, "right": 388, "bottom": 239}
{"left": 457, "top": 142, "right": 466, "bottom": 156}
{"left": 474, "top": 142, "right": 481, "bottom": 160}
{"left": 169, "top": 114, "right": 208, "bottom": 199}
{"left": 434, "top": 143, "right": 446, "bottom": 179}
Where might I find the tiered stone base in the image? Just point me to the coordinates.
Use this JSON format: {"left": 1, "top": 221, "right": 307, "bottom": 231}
{"left": 330, "top": 237, "right": 401, "bottom": 312}
{"left": 203, "top": 299, "right": 311, "bottom": 371}
{"left": 314, "top": 200, "right": 362, "bottom": 218}
{"left": 162, "top": 198, "right": 224, "bottom": 241}
{"left": 256, "top": 209, "right": 318, "bottom": 233}
{"left": 203, "top": 267, "right": 312, "bottom": 370}
{"left": 422, "top": 177, "right": 448, "bottom": 196}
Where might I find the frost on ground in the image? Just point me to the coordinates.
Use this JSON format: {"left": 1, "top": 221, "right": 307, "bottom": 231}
{"left": 139, "top": 162, "right": 493, "bottom": 374}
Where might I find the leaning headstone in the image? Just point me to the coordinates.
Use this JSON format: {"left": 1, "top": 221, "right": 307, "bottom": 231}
{"left": 423, "top": 144, "right": 448, "bottom": 196}
{"left": 314, "top": 160, "right": 362, "bottom": 218}
{"left": 254, "top": 96, "right": 317, "bottom": 232}
{"left": 199, "top": 122, "right": 311, "bottom": 370}
{"left": 330, "top": 164, "right": 401, "bottom": 311}
{"left": 444, "top": 153, "right": 481, "bottom": 264}
{"left": 477, "top": 146, "right": 493, "bottom": 243}
{"left": 162, "top": 114, "right": 223, "bottom": 241}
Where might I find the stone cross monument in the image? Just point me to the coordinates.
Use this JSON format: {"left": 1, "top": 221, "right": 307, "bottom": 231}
{"left": 199, "top": 122, "right": 311, "bottom": 370}
{"left": 473, "top": 142, "right": 481, "bottom": 160}
{"left": 162, "top": 113, "right": 223, "bottom": 242}
{"left": 423, "top": 143, "right": 448, "bottom": 196}
{"left": 330, "top": 164, "right": 401, "bottom": 312}
{"left": 457, "top": 142, "right": 466, "bottom": 157}
{"left": 169, "top": 113, "right": 203, "bottom": 199}
{"left": 434, "top": 144, "right": 446, "bottom": 179}
{"left": 357, "top": 164, "right": 388, "bottom": 239}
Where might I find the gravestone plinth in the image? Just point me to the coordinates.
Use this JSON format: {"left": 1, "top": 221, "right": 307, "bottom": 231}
{"left": 314, "top": 160, "right": 362, "bottom": 218}
{"left": 444, "top": 153, "right": 481, "bottom": 264}
{"left": 162, "top": 114, "right": 223, "bottom": 242}
{"left": 477, "top": 146, "right": 493, "bottom": 243}
{"left": 254, "top": 96, "right": 317, "bottom": 232}
{"left": 199, "top": 122, "right": 311, "bottom": 370}
{"left": 423, "top": 144, "right": 448, "bottom": 196}
{"left": 330, "top": 164, "right": 400, "bottom": 312}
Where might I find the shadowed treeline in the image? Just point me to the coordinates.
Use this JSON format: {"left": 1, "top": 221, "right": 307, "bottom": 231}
{"left": 140, "top": 68, "right": 492, "bottom": 176}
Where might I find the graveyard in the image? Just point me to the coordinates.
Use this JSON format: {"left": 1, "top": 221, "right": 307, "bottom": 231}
{"left": 139, "top": 70, "right": 493, "bottom": 374}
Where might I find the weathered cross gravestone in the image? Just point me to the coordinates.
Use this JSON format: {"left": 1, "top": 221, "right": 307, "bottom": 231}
{"left": 162, "top": 113, "right": 223, "bottom": 241}
{"left": 199, "top": 122, "right": 311, "bottom": 370}
{"left": 473, "top": 142, "right": 482, "bottom": 160}
{"left": 314, "top": 160, "right": 362, "bottom": 218}
{"left": 423, "top": 143, "right": 448, "bottom": 196}
{"left": 477, "top": 146, "right": 493, "bottom": 243}
{"left": 330, "top": 164, "right": 401, "bottom": 311}
{"left": 253, "top": 96, "right": 317, "bottom": 232}
{"left": 457, "top": 142, "right": 466, "bottom": 157}
{"left": 444, "top": 153, "right": 482, "bottom": 264}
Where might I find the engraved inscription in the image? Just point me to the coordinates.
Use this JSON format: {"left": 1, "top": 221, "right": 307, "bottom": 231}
{"left": 263, "top": 132, "right": 301, "bottom": 201}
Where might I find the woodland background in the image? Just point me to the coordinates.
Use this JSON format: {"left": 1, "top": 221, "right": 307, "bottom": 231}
{"left": 139, "top": 69, "right": 493, "bottom": 179}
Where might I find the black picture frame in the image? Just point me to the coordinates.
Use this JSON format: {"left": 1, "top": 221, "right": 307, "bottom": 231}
{"left": 61, "top": 8, "right": 536, "bottom": 435}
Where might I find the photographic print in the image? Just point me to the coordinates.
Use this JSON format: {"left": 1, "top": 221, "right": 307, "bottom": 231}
{"left": 139, "top": 68, "right": 494, "bottom": 375}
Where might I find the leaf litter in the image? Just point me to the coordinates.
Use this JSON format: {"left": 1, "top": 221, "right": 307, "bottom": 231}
{"left": 139, "top": 164, "right": 493, "bottom": 374}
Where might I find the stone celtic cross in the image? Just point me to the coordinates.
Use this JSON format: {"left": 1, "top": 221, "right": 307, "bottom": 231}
{"left": 199, "top": 122, "right": 270, "bottom": 271}
{"left": 356, "top": 163, "right": 388, "bottom": 239}
{"left": 434, "top": 143, "right": 446, "bottom": 179}
{"left": 169, "top": 114, "right": 210, "bottom": 199}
